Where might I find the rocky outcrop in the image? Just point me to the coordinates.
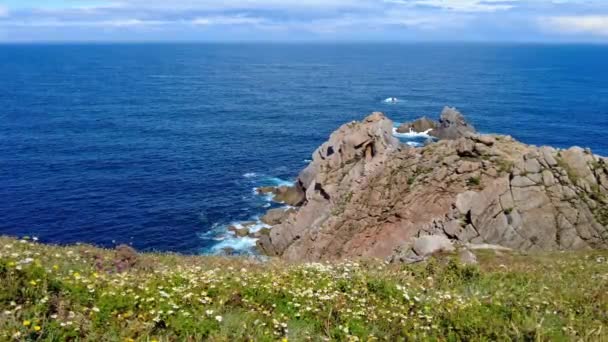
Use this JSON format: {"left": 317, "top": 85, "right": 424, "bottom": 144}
{"left": 261, "top": 208, "right": 296, "bottom": 226}
{"left": 256, "top": 185, "right": 305, "bottom": 206}
{"left": 396, "top": 117, "right": 437, "bottom": 133}
{"left": 257, "top": 110, "right": 608, "bottom": 262}
{"left": 430, "top": 107, "right": 476, "bottom": 140}
{"left": 395, "top": 107, "right": 475, "bottom": 139}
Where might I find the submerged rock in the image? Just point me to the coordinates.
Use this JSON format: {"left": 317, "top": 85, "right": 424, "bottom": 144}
{"left": 256, "top": 108, "right": 608, "bottom": 262}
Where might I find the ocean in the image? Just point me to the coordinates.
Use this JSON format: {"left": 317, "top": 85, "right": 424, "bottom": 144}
{"left": 1, "top": 43, "right": 607, "bottom": 254}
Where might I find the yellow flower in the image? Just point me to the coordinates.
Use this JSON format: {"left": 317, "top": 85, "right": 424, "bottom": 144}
{"left": 23, "top": 320, "right": 31, "bottom": 327}
{"left": 124, "top": 338, "right": 134, "bottom": 342}
{"left": 282, "top": 339, "right": 289, "bottom": 342}
{"left": 34, "top": 326, "right": 41, "bottom": 332}
{"left": 29, "top": 280, "right": 37, "bottom": 286}
{"left": 53, "top": 265, "right": 59, "bottom": 270}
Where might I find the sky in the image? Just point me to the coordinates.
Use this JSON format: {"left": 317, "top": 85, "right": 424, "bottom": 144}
{"left": 0, "top": 0, "right": 607, "bottom": 42}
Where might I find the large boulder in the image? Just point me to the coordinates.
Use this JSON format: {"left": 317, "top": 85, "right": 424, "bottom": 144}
{"left": 430, "top": 107, "right": 476, "bottom": 140}
{"left": 413, "top": 235, "right": 454, "bottom": 256}
{"left": 396, "top": 117, "right": 437, "bottom": 133}
{"left": 273, "top": 186, "right": 306, "bottom": 206}
{"left": 261, "top": 208, "right": 295, "bottom": 226}
{"left": 256, "top": 185, "right": 305, "bottom": 207}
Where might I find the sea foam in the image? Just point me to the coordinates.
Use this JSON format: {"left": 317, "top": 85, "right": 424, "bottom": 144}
{"left": 383, "top": 97, "right": 400, "bottom": 104}
{"left": 392, "top": 127, "right": 433, "bottom": 139}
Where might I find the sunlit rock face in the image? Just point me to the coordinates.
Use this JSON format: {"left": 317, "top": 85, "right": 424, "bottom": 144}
{"left": 257, "top": 109, "right": 608, "bottom": 262}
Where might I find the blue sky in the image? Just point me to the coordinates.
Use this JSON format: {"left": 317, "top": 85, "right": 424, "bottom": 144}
{"left": 0, "top": 0, "right": 607, "bottom": 42}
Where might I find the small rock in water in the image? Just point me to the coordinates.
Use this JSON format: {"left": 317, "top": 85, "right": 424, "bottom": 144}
{"left": 221, "top": 247, "right": 236, "bottom": 256}
{"left": 235, "top": 227, "right": 250, "bottom": 237}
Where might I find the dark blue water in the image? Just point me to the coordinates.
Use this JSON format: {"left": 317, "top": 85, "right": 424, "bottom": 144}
{"left": 1, "top": 43, "right": 607, "bottom": 253}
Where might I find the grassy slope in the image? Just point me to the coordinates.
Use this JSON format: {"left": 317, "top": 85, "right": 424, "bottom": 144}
{"left": 1, "top": 236, "right": 607, "bottom": 341}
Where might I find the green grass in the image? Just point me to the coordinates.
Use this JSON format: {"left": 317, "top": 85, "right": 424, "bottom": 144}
{"left": 466, "top": 176, "right": 481, "bottom": 187}
{"left": 1, "top": 236, "right": 607, "bottom": 341}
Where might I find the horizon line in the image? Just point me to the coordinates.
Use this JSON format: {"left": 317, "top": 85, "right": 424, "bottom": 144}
{"left": 1, "top": 40, "right": 608, "bottom": 45}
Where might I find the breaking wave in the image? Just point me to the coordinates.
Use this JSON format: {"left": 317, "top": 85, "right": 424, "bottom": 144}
{"left": 392, "top": 127, "right": 433, "bottom": 139}
{"left": 383, "top": 97, "right": 400, "bottom": 104}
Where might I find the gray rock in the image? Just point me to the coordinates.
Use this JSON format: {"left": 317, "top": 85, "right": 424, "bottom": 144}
{"left": 455, "top": 191, "right": 477, "bottom": 215}
{"left": 458, "top": 249, "right": 478, "bottom": 265}
{"left": 465, "top": 243, "right": 513, "bottom": 252}
{"left": 474, "top": 135, "right": 496, "bottom": 146}
{"left": 396, "top": 116, "right": 437, "bottom": 133}
{"left": 542, "top": 170, "right": 556, "bottom": 187}
{"left": 540, "top": 146, "right": 558, "bottom": 166}
{"left": 430, "top": 107, "right": 477, "bottom": 140}
{"left": 261, "top": 208, "right": 295, "bottom": 226}
{"left": 456, "top": 138, "right": 476, "bottom": 157}
{"left": 524, "top": 159, "right": 542, "bottom": 174}
{"left": 511, "top": 176, "right": 537, "bottom": 187}
{"left": 273, "top": 185, "right": 306, "bottom": 206}
{"left": 413, "top": 235, "right": 455, "bottom": 256}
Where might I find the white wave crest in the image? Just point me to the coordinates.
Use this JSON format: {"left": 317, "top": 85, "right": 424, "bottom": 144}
{"left": 383, "top": 97, "right": 399, "bottom": 104}
{"left": 243, "top": 172, "right": 258, "bottom": 178}
{"left": 205, "top": 216, "right": 272, "bottom": 255}
{"left": 210, "top": 236, "right": 258, "bottom": 253}
{"left": 392, "top": 127, "right": 433, "bottom": 139}
{"left": 266, "top": 177, "right": 294, "bottom": 187}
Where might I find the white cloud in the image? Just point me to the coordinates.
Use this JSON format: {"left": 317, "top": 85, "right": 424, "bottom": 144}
{"left": 0, "top": 5, "right": 9, "bottom": 17}
{"left": 192, "top": 16, "right": 265, "bottom": 26}
{"left": 541, "top": 15, "right": 608, "bottom": 37}
{"left": 114, "top": 0, "right": 376, "bottom": 11}
{"left": 0, "top": 19, "right": 169, "bottom": 28}
{"left": 386, "top": 0, "right": 518, "bottom": 12}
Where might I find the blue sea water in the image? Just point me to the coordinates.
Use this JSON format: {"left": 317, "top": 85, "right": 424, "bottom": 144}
{"left": 1, "top": 43, "right": 607, "bottom": 254}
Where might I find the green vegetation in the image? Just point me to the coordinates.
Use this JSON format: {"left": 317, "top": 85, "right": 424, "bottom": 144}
{"left": 594, "top": 206, "right": 608, "bottom": 226}
{"left": 407, "top": 167, "right": 432, "bottom": 186}
{"left": 466, "top": 176, "right": 481, "bottom": 187}
{"left": 1, "top": 236, "right": 607, "bottom": 341}
{"left": 556, "top": 157, "right": 580, "bottom": 185}
{"left": 496, "top": 159, "right": 514, "bottom": 175}
{"left": 331, "top": 191, "right": 353, "bottom": 216}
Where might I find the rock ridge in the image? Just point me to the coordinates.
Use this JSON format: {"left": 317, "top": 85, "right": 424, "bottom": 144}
{"left": 256, "top": 109, "right": 608, "bottom": 261}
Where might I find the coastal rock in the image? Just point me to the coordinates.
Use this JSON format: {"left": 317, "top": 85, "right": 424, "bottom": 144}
{"left": 261, "top": 208, "right": 295, "bottom": 226}
{"left": 274, "top": 186, "right": 306, "bottom": 206}
{"left": 430, "top": 107, "right": 476, "bottom": 140}
{"left": 256, "top": 185, "right": 305, "bottom": 206}
{"left": 257, "top": 109, "right": 608, "bottom": 262}
{"left": 396, "top": 116, "right": 437, "bottom": 133}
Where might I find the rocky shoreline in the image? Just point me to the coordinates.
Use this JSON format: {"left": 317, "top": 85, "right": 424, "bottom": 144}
{"left": 252, "top": 107, "right": 608, "bottom": 262}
